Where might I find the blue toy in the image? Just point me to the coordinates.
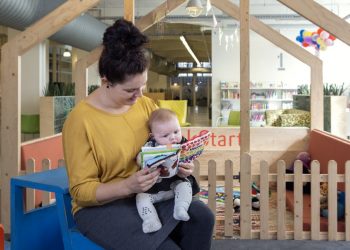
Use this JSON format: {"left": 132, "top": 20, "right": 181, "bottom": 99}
{"left": 321, "top": 191, "right": 345, "bottom": 219}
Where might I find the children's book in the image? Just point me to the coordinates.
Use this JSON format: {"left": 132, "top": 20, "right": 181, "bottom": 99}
{"left": 141, "top": 130, "right": 211, "bottom": 178}
{"left": 141, "top": 144, "right": 181, "bottom": 178}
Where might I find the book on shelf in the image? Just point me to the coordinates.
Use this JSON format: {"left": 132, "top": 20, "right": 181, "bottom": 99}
{"left": 140, "top": 131, "right": 211, "bottom": 178}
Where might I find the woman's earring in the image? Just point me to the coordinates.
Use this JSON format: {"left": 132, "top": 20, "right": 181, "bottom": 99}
{"left": 106, "top": 85, "right": 110, "bottom": 89}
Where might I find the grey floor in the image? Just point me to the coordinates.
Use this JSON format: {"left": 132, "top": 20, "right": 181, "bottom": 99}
{"left": 211, "top": 239, "right": 350, "bottom": 250}
{"left": 187, "top": 105, "right": 211, "bottom": 127}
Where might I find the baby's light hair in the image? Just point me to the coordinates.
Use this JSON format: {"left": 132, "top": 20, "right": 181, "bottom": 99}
{"left": 149, "top": 108, "right": 178, "bottom": 132}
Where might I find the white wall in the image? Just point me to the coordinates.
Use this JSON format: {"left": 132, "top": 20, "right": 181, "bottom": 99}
{"left": 72, "top": 48, "right": 100, "bottom": 87}
{"left": 212, "top": 25, "right": 350, "bottom": 125}
{"left": 8, "top": 28, "right": 48, "bottom": 114}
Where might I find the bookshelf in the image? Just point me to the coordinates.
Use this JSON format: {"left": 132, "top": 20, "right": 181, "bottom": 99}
{"left": 220, "top": 81, "right": 297, "bottom": 127}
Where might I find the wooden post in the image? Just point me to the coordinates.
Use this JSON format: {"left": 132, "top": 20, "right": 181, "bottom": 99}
{"left": 293, "top": 160, "right": 303, "bottom": 240}
{"left": 240, "top": 152, "right": 251, "bottom": 239}
{"left": 310, "top": 160, "right": 320, "bottom": 240}
{"left": 124, "top": 0, "right": 135, "bottom": 23}
{"left": 239, "top": 0, "right": 250, "bottom": 157}
{"left": 0, "top": 0, "right": 101, "bottom": 232}
{"left": 310, "top": 63, "right": 323, "bottom": 130}
{"left": 328, "top": 160, "right": 337, "bottom": 240}
{"left": 277, "top": 160, "right": 286, "bottom": 240}
{"left": 207, "top": 160, "right": 217, "bottom": 237}
{"left": 224, "top": 160, "right": 233, "bottom": 237}
{"left": 259, "top": 160, "right": 269, "bottom": 239}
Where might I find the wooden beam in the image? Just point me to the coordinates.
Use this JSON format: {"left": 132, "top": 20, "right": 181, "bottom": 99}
{"left": 239, "top": 0, "right": 251, "bottom": 239}
{"left": 0, "top": 0, "right": 100, "bottom": 233}
{"left": 75, "top": 0, "right": 186, "bottom": 104}
{"left": 135, "top": 0, "right": 186, "bottom": 32}
{"left": 211, "top": 0, "right": 323, "bottom": 130}
{"left": 278, "top": 0, "right": 350, "bottom": 46}
{"left": 124, "top": 0, "right": 135, "bottom": 23}
{"left": 310, "top": 62, "right": 323, "bottom": 130}
{"left": 239, "top": 0, "right": 250, "bottom": 157}
{"left": 75, "top": 58, "right": 88, "bottom": 103}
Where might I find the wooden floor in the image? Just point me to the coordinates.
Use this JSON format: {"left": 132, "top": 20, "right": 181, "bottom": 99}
{"left": 187, "top": 105, "right": 211, "bottom": 127}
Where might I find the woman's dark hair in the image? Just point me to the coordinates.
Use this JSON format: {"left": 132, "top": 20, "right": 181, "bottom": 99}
{"left": 99, "top": 19, "right": 150, "bottom": 85}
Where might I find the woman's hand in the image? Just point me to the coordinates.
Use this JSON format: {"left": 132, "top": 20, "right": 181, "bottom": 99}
{"left": 177, "top": 162, "right": 194, "bottom": 178}
{"left": 125, "top": 168, "right": 160, "bottom": 193}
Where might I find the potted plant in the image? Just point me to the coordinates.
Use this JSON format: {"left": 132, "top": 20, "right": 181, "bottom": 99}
{"left": 293, "top": 83, "right": 348, "bottom": 137}
{"left": 40, "top": 82, "right": 75, "bottom": 137}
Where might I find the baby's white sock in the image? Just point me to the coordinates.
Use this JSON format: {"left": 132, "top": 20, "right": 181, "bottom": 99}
{"left": 173, "top": 182, "right": 192, "bottom": 221}
{"left": 136, "top": 193, "right": 162, "bottom": 233}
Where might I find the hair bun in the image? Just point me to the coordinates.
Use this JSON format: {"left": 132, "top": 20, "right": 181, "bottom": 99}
{"left": 102, "top": 19, "right": 148, "bottom": 55}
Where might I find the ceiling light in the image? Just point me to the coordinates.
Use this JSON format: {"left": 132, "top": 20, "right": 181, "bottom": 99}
{"left": 180, "top": 35, "right": 201, "bottom": 67}
{"left": 63, "top": 45, "right": 72, "bottom": 58}
{"left": 63, "top": 49, "right": 71, "bottom": 58}
{"left": 186, "top": 0, "right": 203, "bottom": 17}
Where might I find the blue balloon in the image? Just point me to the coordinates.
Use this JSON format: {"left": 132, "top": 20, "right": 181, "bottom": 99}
{"left": 296, "top": 36, "right": 303, "bottom": 43}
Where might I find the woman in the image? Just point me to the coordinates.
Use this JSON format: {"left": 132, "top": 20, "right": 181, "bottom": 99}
{"left": 62, "top": 19, "right": 214, "bottom": 250}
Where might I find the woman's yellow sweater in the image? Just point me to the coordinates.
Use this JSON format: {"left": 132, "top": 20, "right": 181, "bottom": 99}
{"left": 62, "top": 96, "right": 157, "bottom": 214}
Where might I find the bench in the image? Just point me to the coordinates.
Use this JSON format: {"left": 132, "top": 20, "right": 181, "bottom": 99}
{"left": 285, "top": 129, "right": 350, "bottom": 232}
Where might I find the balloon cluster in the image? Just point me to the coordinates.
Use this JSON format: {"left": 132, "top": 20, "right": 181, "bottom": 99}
{"left": 296, "top": 28, "right": 336, "bottom": 51}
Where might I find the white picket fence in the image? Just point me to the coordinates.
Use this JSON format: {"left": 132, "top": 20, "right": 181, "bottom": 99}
{"left": 22, "top": 153, "right": 350, "bottom": 241}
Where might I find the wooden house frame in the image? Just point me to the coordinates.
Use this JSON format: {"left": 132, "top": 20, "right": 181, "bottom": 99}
{"left": 1, "top": 0, "right": 350, "bottom": 237}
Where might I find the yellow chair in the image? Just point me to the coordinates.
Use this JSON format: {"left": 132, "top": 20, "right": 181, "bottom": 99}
{"left": 158, "top": 100, "right": 191, "bottom": 127}
{"left": 216, "top": 110, "right": 240, "bottom": 127}
{"left": 228, "top": 110, "right": 240, "bottom": 126}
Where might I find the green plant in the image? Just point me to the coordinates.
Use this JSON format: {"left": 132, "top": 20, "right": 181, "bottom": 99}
{"left": 42, "top": 82, "right": 75, "bottom": 96}
{"left": 323, "top": 83, "right": 347, "bottom": 96}
{"left": 88, "top": 85, "right": 100, "bottom": 95}
{"left": 297, "top": 83, "right": 347, "bottom": 96}
{"left": 297, "top": 84, "right": 310, "bottom": 95}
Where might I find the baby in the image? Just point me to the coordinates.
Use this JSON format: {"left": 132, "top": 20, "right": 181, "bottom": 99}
{"left": 136, "top": 108, "right": 199, "bottom": 233}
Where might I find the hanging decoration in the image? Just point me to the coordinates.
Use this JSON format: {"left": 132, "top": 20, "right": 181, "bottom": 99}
{"left": 218, "top": 27, "right": 223, "bottom": 46}
{"left": 212, "top": 12, "right": 218, "bottom": 27}
{"left": 296, "top": 28, "right": 336, "bottom": 54}
{"left": 230, "top": 34, "right": 234, "bottom": 48}
{"left": 234, "top": 24, "right": 239, "bottom": 43}
{"left": 206, "top": 0, "right": 212, "bottom": 16}
{"left": 225, "top": 35, "right": 229, "bottom": 51}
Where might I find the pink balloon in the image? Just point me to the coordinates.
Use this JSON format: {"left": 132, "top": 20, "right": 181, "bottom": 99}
{"left": 325, "top": 38, "right": 334, "bottom": 46}
{"left": 320, "top": 31, "right": 329, "bottom": 40}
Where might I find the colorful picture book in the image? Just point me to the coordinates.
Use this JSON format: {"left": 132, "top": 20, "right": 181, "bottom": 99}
{"left": 141, "top": 145, "right": 181, "bottom": 178}
{"left": 141, "top": 130, "right": 211, "bottom": 178}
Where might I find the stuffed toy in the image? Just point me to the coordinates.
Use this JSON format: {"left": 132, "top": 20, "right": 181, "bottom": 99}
{"left": 232, "top": 182, "right": 261, "bottom": 212}
{"left": 286, "top": 151, "right": 311, "bottom": 193}
{"left": 320, "top": 182, "right": 345, "bottom": 220}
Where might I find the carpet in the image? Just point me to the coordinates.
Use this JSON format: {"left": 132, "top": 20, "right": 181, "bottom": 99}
{"left": 199, "top": 187, "right": 294, "bottom": 239}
